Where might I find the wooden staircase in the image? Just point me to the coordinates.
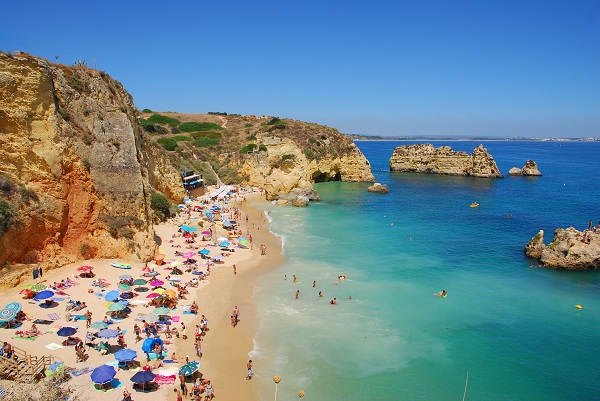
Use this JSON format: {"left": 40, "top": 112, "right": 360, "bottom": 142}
{"left": 0, "top": 344, "right": 54, "bottom": 382}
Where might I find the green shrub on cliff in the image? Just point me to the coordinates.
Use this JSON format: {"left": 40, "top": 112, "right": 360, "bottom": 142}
{"left": 239, "top": 144, "right": 257, "bottom": 154}
{"left": 150, "top": 193, "right": 171, "bottom": 221}
{"left": 0, "top": 199, "right": 17, "bottom": 236}
{"left": 148, "top": 113, "right": 180, "bottom": 127}
{"left": 157, "top": 137, "right": 177, "bottom": 151}
{"left": 194, "top": 137, "right": 220, "bottom": 147}
{"left": 171, "top": 135, "right": 192, "bottom": 142}
{"left": 179, "top": 122, "right": 223, "bottom": 132}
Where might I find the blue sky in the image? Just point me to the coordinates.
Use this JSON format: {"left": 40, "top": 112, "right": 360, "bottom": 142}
{"left": 2, "top": 0, "right": 599, "bottom": 137}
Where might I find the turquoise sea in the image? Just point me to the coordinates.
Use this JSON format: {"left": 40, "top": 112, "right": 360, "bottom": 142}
{"left": 252, "top": 141, "right": 600, "bottom": 401}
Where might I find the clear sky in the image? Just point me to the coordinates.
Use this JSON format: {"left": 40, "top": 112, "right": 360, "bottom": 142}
{"left": 2, "top": 0, "right": 599, "bottom": 138}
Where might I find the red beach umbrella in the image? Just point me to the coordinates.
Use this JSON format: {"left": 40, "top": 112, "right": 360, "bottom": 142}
{"left": 142, "top": 266, "right": 152, "bottom": 273}
{"left": 77, "top": 265, "right": 93, "bottom": 272}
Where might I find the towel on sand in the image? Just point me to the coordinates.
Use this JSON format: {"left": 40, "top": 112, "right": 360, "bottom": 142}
{"left": 45, "top": 343, "right": 64, "bottom": 350}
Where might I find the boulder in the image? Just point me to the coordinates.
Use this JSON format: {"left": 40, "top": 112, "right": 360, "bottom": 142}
{"left": 367, "top": 183, "right": 389, "bottom": 193}
{"left": 509, "top": 167, "right": 523, "bottom": 176}
{"left": 274, "top": 199, "right": 289, "bottom": 206}
{"left": 291, "top": 195, "right": 310, "bottom": 207}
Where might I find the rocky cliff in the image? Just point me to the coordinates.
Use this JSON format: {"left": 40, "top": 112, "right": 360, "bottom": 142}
{"left": 525, "top": 228, "right": 600, "bottom": 269}
{"left": 242, "top": 134, "right": 374, "bottom": 201}
{"left": 0, "top": 52, "right": 184, "bottom": 276}
{"left": 389, "top": 144, "right": 503, "bottom": 178}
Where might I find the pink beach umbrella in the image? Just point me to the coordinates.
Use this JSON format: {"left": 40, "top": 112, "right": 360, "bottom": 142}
{"left": 146, "top": 293, "right": 160, "bottom": 299}
{"left": 150, "top": 280, "right": 164, "bottom": 287}
{"left": 181, "top": 252, "right": 196, "bottom": 259}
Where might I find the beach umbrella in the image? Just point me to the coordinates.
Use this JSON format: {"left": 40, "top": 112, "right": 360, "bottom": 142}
{"left": 217, "top": 237, "right": 227, "bottom": 243}
{"left": 57, "top": 326, "right": 77, "bottom": 337}
{"left": 19, "top": 289, "right": 33, "bottom": 295}
{"left": 0, "top": 302, "right": 22, "bottom": 322}
{"left": 77, "top": 265, "right": 93, "bottom": 272}
{"left": 201, "top": 231, "right": 211, "bottom": 236}
{"left": 97, "top": 329, "right": 120, "bottom": 338}
{"left": 114, "top": 348, "right": 137, "bottom": 362}
{"left": 105, "top": 290, "right": 120, "bottom": 302}
{"left": 152, "top": 307, "right": 170, "bottom": 315}
{"left": 130, "top": 369, "right": 156, "bottom": 384}
{"left": 119, "top": 274, "right": 133, "bottom": 280}
{"left": 107, "top": 302, "right": 126, "bottom": 311}
{"left": 178, "top": 361, "right": 200, "bottom": 376}
{"left": 162, "top": 290, "right": 177, "bottom": 298}
{"left": 133, "top": 279, "right": 147, "bottom": 286}
{"left": 33, "top": 290, "right": 54, "bottom": 301}
{"left": 153, "top": 288, "right": 165, "bottom": 295}
{"left": 140, "top": 313, "right": 160, "bottom": 323}
{"left": 90, "top": 321, "right": 108, "bottom": 329}
{"left": 142, "top": 267, "right": 152, "bottom": 273}
{"left": 219, "top": 241, "right": 230, "bottom": 247}
{"left": 170, "top": 261, "right": 182, "bottom": 267}
{"left": 146, "top": 293, "right": 160, "bottom": 299}
{"left": 91, "top": 364, "right": 116, "bottom": 384}
{"left": 150, "top": 280, "right": 164, "bottom": 287}
{"left": 187, "top": 227, "right": 197, "bottom": 232}
{"left": 181, "top": 225, "right": 190, "bottom": 231}
{"left": 198, "top": 249, "right": 210, "bottom": 255}
{"left": 182, "top": 252, "right": 196, "bottom": 259}
{"left": 118, "top": 283, "right": 131, "bottom": 292}
{"left": 167, "top": 277, "right": 182, "bottom": 282}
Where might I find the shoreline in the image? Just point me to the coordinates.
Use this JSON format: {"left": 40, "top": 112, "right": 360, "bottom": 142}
{"left": 0, "top": 189, "right": 284, "bottom": 401}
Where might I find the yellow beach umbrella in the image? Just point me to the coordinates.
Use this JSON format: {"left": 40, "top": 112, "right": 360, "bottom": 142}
{"left": 153, "top": 288, "right": 165, "bottom": 294}
{"left": 163, "top": 290, "right": 177, "bottom": 298}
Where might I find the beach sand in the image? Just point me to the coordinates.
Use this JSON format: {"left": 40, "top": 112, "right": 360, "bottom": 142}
{"left": 0, "top": 189, "right": 282, "bottom": 401}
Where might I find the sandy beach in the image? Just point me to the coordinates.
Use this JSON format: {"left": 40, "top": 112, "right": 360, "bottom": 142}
{"left": 0, "top": 188, "right": 283, "bottom": 401}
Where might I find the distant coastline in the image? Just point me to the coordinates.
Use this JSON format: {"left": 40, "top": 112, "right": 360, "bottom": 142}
{"left": 350, "top": 135, "right": 599, "bottom": 142}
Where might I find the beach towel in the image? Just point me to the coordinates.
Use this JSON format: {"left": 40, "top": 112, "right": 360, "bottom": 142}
{"left": 155, "top": 374, "right": 176, "bottom": 385}
{"left": 162, "top": 359, "right": 177, "bottom": 364}
{"left": 183, "top": 311, "right": 195, "bottom": 315}
{"left": 48, "top": 313, "right": 60, "bottom": 321}
{"left": 148, "top": 351, "right": 167, "bottom": 360}
{"left": 45, "top": 342, "right": 64, "bottom": 350}
{"left": 70, "top": 367, "right": 92, "bottom": 377}
{"left": 171, "top": 316, "right": 180, "bottom": 322}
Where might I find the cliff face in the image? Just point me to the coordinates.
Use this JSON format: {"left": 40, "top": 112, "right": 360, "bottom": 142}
{"left": 0, "top": 52, "right": 183, "bottom": 274}
{"left": 242, "top": 134, "right": 374, "bottom": 201}
{"left": 525, "top": 228, "right": 600, "bottom": 270}
{"left": 389, "top": 144, "right": 503, "bottom": 178}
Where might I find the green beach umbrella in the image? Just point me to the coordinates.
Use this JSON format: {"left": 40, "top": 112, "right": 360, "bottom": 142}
{"left": 118, "top": 283, "right": 131, "bottom": 291}
{"left": 108, "top": 302, "right": 126, "bottom": 311}
{"left": 152, "top": 307, "right": 170, "bottom": 315}
{"left": 132, "top": 279, "right": 147, "bottom": 286}
{"left": 90, "top": 321, "right": 108, "bottom": 329}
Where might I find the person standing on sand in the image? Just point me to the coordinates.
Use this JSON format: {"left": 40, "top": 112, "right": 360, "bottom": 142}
{"left": 85, "top": 310, "right": 92, "bottom": 328}
{"left": 245, "top": 360, "right": 253, "bottom": 380}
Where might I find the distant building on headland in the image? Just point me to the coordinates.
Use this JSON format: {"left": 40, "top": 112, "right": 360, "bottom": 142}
{"left": 182, "top": 170, "right": 204, "bottom": 198}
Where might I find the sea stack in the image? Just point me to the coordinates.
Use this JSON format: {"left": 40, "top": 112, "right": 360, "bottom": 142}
{"left": 525, "top": 227, "right": 600, "bottom": 270}
{"left": 509, "top": 160, "right": 542, "bottom": 176}
{"left": 389, "top": 144, "right": 503, "bottom": 178}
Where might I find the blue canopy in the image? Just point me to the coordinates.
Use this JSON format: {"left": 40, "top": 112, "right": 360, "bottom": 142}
{"left": 57, "top": 326, "right": 77, "bottom": 337}
{"left": 91, "top": 365, "right": 116, "bottom": 384}
{"left": 141, "top": 337, "right": 163, "bottom": 353}
{"left": 114, "top": 348, "right": 137, "bottom": 362}
{"left": 130, "top": 370, "right": 156, "bottom": 383}
{"left": 33, "top": 290, "right": 54, "bottom": 301}
{"left": 104, "top": 291, "right": 120, "bottom": 302}
{"left": 97, "top": 329, "right": 120, "bottom": 338}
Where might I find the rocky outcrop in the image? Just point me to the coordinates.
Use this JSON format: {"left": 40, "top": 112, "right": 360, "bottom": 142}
{"left": 509, "top": 160, "right": 542, "bottom": 176}
{"left": 243, "top": 135, "right": 374, "bottom": 201}
{"left": 389, "top": 144, "right": 503, "bottom": 178}
{"left": 0, "top": 52, "right": 183, "bottom": 275}
{"left": 368, "top": 183, "right": 389, "bottom": 193}
{"left": 291, "top": 196, "right": 310, "bottom": 207}
{"left": 525, "top": 228, "right": 600, "bottom": 269}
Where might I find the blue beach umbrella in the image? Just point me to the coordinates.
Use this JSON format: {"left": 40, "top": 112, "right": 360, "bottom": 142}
{"left": 57, "top": 326, "right": 77, "bottom": 337}
{"left": 219, "top": 241, "right": 230, "bottom": 247}
{"left": 130, "top": 370, "right": 156, "bottom": 384}
{"left": 0, "top": 302, "right": 22, "bottom": 322}
{"left": 178, "top": 361, "right": 200, "bottom": 376}
{"left": 33, "top": 290, "right": 54, "bottom": 301}
{"left": 198, "top": 249, "right": 210, "bottom": 255}
{"left": 97, "top": 329, "right": 120, "bottom": 338}
{"left": 91, "top": 365, "right": 116, "bottom": 384}
{"left": 104, "top": 290, "right": 120, "bottom": 302}
{"left": 119, "top": 274, "right": 133, "bottom": 279}
{"left": 114, "top": 348, "right": 137, "bottom": 362}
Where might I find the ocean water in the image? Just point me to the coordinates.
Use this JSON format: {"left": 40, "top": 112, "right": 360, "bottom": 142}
{"left": 252, "top": 141, "right": 600, "bottom": 401}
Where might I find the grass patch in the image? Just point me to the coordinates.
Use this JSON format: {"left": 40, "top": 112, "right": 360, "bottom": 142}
{"left": 171, "top": 135, "right": 192, "bottom": 142}
{"left": 191, "top": 131, "right": 222, "bottom": 140}
{"left": 239, "top": 144, "right": 257, "bottom": 154}
{"left": 194, "top": 137, "right": 220, "bottom": 147}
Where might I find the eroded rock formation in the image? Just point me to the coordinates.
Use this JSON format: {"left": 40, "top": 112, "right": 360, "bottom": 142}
{"left": 0, "top": 52, "right": 183, "bottom": 275}
{"left": 368, "top": 183, "right": 389, "bottom": 193}
{"left": 509, "top": 160, "right": 542, "bottom": 176}
{"left": 389, "top": 144, "right": 503, "bottom": 178}
{"left": 525, "top": 228, "right": 600, "bottom": 269}
{"left": 243, "top": 134, "right": 374, "bottom": 201}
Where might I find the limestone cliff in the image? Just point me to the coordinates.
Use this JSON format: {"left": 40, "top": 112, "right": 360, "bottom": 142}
{"left": 389, "top": 144, "right": 503, "bottom": 178}
{"left": 0, "top": 52, "right": 183, "bottom": 275}
{"left": 525, "top": 228, "right": 600, "bottom": 270}
{"left": 241, "top": 134, "right": 374, "bottom": 201}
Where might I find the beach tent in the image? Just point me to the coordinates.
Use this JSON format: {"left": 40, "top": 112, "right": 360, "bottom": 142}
{"left": 141, "top": 337, "right": 163, "bottom": 354}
